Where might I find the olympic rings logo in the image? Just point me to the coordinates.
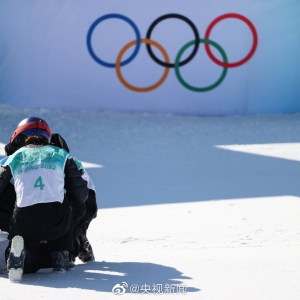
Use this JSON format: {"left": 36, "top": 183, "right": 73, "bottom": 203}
{"left": 87, "top": 13, "right": 258, "bottom": 92}
{"left": 20, "top": 149, "right": 53, "bottom": 162}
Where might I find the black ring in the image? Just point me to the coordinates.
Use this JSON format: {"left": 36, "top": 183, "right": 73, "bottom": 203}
{"left": 146, "top": 14, "right": 200, "bottom": 68}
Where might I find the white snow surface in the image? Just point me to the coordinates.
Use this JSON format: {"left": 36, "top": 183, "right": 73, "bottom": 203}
{"left": 0, "top": 104, "right": 300, "bottom": 299}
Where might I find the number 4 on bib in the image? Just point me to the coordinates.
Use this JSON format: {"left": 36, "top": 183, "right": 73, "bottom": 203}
{"left": 34, "top": 176, "right": 45, "bottom": 190}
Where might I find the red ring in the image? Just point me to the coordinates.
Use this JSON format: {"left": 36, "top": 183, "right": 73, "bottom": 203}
{"left": 204, "top": 13, "right": 258, "bottom": 68}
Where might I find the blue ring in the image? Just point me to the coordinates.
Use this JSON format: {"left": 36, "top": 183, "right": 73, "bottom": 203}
{"left": 87, "top": 14, "right": 141, "bottom": 68}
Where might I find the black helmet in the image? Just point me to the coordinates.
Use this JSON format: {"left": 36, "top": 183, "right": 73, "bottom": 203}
{"left": 10, "top": 117, "right": 52, "bottom": 143}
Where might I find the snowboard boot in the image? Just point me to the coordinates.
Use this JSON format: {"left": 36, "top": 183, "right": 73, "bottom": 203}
{"left": 78, "top": 234, "right": 95, "bottom": 263}
{"left": 7, "top": 235, "right": 26, "bottom": 283}
{"left": 51, "top": 250, "right": 69, "bottom": 272}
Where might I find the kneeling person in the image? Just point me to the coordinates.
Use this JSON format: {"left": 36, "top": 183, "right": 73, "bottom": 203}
{"left": 0, "top": 117, "right": 88, "bottom": 282}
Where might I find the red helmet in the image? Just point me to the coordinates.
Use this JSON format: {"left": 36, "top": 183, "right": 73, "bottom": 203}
{"left": 10, "top": 117, "right": 52, "bottom": 143}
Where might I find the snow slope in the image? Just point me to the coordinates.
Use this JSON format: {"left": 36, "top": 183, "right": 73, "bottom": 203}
{"left": 0, "top": 105, "right": 299, "bottom": 299}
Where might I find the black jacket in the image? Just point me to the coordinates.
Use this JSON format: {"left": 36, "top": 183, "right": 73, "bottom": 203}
{"left": 0, "top": 183, "right": 15, "bottom": 232}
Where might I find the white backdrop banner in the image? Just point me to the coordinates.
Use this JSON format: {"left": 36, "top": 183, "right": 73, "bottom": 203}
{"left": 0, "top": 0, "right": 299, "bottom": 115}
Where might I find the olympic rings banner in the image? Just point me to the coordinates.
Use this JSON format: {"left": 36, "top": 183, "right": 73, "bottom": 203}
{"left": 0, "top": 0, "right": 300, "bottom": 115}
{"left": 87, "top": 13, "right": 258, "bottom": 93}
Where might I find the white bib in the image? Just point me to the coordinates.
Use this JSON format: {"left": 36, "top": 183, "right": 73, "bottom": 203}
{"left": 4, "top": 145, "right": 69, "bottom": 208}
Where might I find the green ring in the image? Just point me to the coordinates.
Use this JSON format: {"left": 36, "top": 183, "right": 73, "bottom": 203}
{"left": 175, "top": 38, "right": 228, "bottom": 92}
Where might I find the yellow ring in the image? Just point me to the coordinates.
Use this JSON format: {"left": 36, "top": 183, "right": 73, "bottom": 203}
{"left": 116, "top": 38, "right": 170, "bottom": 92}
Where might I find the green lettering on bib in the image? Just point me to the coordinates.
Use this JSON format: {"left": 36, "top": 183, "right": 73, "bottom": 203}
{"left": 34, "top": 176, "right": 45, "bottom": 190}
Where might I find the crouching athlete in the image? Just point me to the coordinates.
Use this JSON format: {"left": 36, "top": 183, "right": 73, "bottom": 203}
{"left": 1, "top": 118, "right": 98, "bottom": 267}
{"left": 0, "top": 117, "right": 91, "bottom": 282}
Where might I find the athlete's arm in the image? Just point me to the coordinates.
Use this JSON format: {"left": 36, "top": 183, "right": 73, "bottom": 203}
{"left": 64, "top": 158, "right": 89, "bottom": 205}
{"left": 0, "top": 166, "right": 12, "bottom": 194}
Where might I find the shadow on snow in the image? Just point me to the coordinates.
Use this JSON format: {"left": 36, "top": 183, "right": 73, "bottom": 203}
{"left": 19, "top": 261, "right": 200, "bottom": 294}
